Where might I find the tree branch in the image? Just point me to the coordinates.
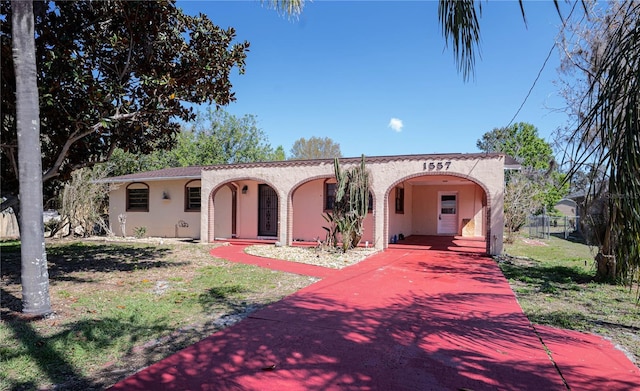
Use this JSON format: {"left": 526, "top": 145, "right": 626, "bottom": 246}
{"left": 42, "top": 111, "right": 140, "bottom": 182}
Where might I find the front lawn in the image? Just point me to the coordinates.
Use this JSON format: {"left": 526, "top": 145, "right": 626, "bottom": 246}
{"left": 500, "top": 234, "right": 640, "bottom": 365}
{"left": 0, "top": 239, "right": 316, "bottom": 390}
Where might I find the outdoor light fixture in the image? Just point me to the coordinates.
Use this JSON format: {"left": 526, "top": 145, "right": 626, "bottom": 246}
{"left": 241, "top": 185, "right": 248, "bottom": 194}
{"left": 162, "top": 191, "right": 170, "bottom": 200}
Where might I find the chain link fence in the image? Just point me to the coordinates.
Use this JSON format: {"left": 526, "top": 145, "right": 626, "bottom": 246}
{"left": 527, "top": 214, "right": 581, "bottom": 240}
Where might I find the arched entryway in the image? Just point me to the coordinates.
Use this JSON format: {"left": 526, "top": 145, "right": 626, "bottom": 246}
{"left": 209, "top": 180, "right": 279, "bottom": 241}
{"left": 386, "top": 173, "right": 490, "bottom": 253}
{"left": 289, "top": 177, "right": 375, "bottom": 245}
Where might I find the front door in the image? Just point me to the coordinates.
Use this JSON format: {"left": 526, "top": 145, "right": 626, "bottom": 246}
{"left": 437, "top": 192, "right": 458, "bottom": 235}
{"left": 258, "top": 184, "right": 278, "bottom": 237}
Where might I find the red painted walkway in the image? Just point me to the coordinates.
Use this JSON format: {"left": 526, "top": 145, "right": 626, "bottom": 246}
{"left": 110, "top": 238, "right": 640, "bottom": 390}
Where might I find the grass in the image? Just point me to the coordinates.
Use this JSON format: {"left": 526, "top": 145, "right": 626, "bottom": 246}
{"left": 500, "top": 234, "right": 640, "bottom": 364}
{"left": 0, "top": 239, "right": 316, "bottom": 390}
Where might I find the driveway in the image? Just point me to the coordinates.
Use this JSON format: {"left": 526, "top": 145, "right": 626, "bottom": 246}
{"left": 109, "top": 240, "right": 639, "bottom": 390}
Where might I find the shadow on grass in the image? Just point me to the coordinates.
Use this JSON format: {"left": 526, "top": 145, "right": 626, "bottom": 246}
{"left": 2, "top": 308, "right": 174, "bottom": 390}
{"left": 499, "top": 259, "right": 594, "bottom": 293}
{"left": 1, "top": 242, "right": 182, "bottom": 287}
{"left": 1, "top": 282, "right": 258, "bottom": 390}
{"left": 550, "top": 231, "right": 588, "bottom": 245}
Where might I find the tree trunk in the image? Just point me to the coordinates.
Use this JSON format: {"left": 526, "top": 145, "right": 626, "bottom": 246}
{"left": 595, "top": 253, "right": 616, "bottom": 282}
{"left": 12, "top": 0, "right": 52, "bottom": 316}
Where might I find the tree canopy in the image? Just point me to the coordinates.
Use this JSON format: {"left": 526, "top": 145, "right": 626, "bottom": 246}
{"left": 477, "top": 122, "right": 568, "bottom": 236}
{"left": 107, "top": 109, "right": 285, "bottom": 176}
{"left": 477, "top": 122, "right": 554, "bottom": 170}
{"left": 1, "top": 0, "right": 249, "bottom": 197}
{"left": 289, "top": 136, "right": 342, "bottom": 160}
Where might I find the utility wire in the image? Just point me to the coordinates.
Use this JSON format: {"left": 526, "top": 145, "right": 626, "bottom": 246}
{"left": 506, "top": 0, "right": 581, "bottom": 128}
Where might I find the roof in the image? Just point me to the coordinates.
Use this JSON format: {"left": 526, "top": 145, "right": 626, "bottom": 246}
{"left": 99, "top": 152, "right": 508, "bottom": 183}
{"left": 202, "top": 152, "right": 506, "bottom": 170}
{"left": 97, "top": 166, "right": 203, "bottom": 183}
{"left": 503, "top": 155, "right": 522, "bottom": 170}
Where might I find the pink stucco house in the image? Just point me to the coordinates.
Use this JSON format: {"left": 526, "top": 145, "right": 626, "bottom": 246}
{"left": 102, "top": 153, "right": 507, "bottom": 254}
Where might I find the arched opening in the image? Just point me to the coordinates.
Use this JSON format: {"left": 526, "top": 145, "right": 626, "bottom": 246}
{"left": 386, "top": 173, "right": 490, "bottom": 254}
{"left": 209, "top": 179, "right": 279, "bottom": 241}
{"left": 289, "top": 176, "right": 375, "bottom": 245}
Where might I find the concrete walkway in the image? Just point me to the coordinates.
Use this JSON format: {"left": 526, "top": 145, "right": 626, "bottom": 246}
{"left": 110, "top": 238, "right": 640, "bottom": 390}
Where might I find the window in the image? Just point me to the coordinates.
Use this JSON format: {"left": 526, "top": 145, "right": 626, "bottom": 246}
{"left": 325, "top": 181, "right": 373, "bottom": 213}
{"left": 126, "top": 183, "right": 149, "bottom": 212}
{"left": 325, "top": 182, "right": 337, "bottom": 210}
{"left": 185, "top": 180, "right": 201, "bottom": 211}
{"left": 441, "top": 194, "right": 457, "bottom": 214}
{"left": 395, "top": 187, "right": 404, "bottom": 214}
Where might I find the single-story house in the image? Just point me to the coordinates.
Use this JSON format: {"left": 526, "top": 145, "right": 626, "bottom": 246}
{"left": 101, "top": 153, "right": 506, "bottom": 254}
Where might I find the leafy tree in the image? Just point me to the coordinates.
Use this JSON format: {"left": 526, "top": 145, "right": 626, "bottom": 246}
{"left": 1, "top": 0, "right": 302, "bottom": 316}
{"left": 1, "top": 0, "right": 250, "bottom": 199}
{"left": 184, "top": 109, "right": 285, "bottom": 165}
{"left": 557, "top": 1, "right": 640, "bottom": 284}
{"left": 477, "top": 122, "right": 567, "bottom": 214}
{"left": 477, "top": 122, "right": 554, "bottom": 170}
{"left": 11, "top": 0, "right": 51, "bottom": 316}
{"left": 106, "top": 109, "right": 284, "bottom": 175}
{"left": 289, "top": 136, "right": 342, "bottom": 160}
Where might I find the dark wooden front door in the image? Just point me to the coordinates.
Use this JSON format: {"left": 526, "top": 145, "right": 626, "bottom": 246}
{"left": 258, "top": 184, "right": 278, "bottom": 237}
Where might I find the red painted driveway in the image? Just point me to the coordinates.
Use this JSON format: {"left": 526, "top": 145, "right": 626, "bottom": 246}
{"left": 110, "top": 238, "right": 640, "bottom": 390}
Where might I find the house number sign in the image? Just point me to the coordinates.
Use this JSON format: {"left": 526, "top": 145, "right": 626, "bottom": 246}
{"left": 423, "top": 161, "right": 451, "bottom": 171}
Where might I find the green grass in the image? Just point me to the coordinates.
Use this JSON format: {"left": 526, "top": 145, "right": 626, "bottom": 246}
{"left": 1, "top": 240, "right": 314, "bottom": 390}
{"left": 501, "top": 234, "right": 640, "bottom": 364}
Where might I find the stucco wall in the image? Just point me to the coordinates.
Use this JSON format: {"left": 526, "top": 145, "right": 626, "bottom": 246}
{"left": 213, "top": 185, "right": 233, "bottom": 239}
{"left": 291, "top": 178, "right": 326, "bottom": 242}
{"left": 236, "top": 181, "right": 260, "bottom": 238}
{"left": 109, "top": 180, "right": 200, "bottom": 239}
{"left": 387, "top": 184, "right": 413, "bottom": 242}
{"left": 201, "top": 154, "right": 504, "bottom": 254}
{"left": 409, "top": 184, "right": 484, "bottom": 236}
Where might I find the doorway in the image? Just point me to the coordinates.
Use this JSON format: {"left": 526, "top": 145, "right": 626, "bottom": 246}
{"left": 437, "top": 191, "right": 458, "bottom": 235}
{"left": 258, "top": 184, "right": 278, "bottom": 237}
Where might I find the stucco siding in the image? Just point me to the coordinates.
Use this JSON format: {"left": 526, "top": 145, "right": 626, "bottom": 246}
{"left": 213, "top": 186, "right": 232, "bottom": 239}
{"left": 292, "top": 179, "right": 326, "bottom": 242}
{"left": 387, "top": 184, "right": 413, "bottom": 242}
{"left": 79, "top": 154, "right": 500, "bottom": 253}
{"left": 108, "top": 180, "right": 200, "bottom": 239}
{"left": 236, "top": 181, "right": 260, "bottom": 239}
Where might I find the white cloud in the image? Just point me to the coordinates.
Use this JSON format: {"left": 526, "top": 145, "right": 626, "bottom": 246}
{"left": 388, "top": 118, "right": 403, "bottom": 132}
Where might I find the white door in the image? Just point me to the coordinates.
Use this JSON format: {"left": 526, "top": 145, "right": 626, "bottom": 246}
{"left": 437, "top": 192, "right": 458, "bottom": 235}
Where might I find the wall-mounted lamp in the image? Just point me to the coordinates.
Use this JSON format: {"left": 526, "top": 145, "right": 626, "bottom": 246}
{"left": 162, "top": 191, "right": 170, "bottom": 200}
{"left": 241, "top": 185, "right": 248, "bottom": 194}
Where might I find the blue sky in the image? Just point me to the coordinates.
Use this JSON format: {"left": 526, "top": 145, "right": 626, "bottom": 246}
{"left": 178, "top": 1, "right": 574, "bottom": 158}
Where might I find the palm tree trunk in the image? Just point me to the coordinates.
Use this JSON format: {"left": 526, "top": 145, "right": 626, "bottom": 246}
{"left": 12, "top": 0, "right": 52, "bottom": 315}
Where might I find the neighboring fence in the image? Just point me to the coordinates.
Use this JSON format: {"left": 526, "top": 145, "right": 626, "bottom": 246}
{"left": 527, "top": 214, "right": 580, "bottom": 240}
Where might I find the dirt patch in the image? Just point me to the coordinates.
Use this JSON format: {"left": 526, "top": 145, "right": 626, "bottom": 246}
{"left": 522, "top": 238, "right": 549, "bottom": 246}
